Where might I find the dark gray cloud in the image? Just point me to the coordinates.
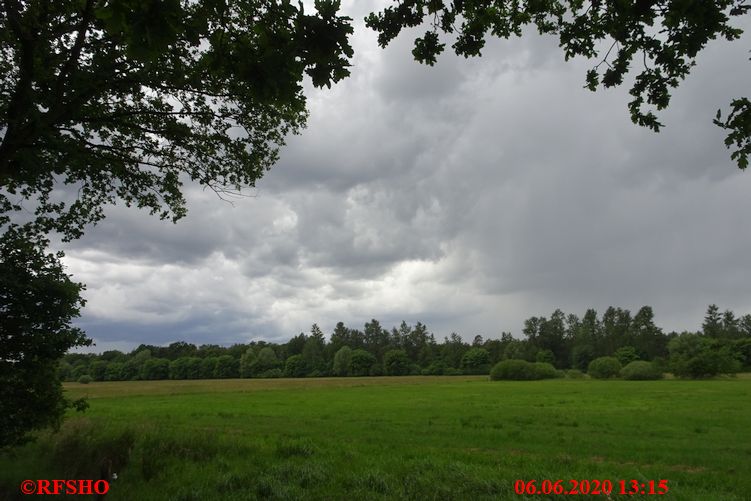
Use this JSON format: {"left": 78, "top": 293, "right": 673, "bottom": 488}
{"left": 62, "top": 4, "right": 751, "bottom": 351}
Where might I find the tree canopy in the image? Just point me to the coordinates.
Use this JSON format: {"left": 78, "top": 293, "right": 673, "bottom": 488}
{"left": 366, "top": 0, "right": 751, "bottom": 169}
{"left": 0, "top": 228, "right": 89, "bottom": 450}
{"left": 0, "top": 0, "right": 353, "bottom": 239}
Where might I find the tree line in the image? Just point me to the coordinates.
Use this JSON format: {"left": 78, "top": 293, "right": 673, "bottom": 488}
{"left": 65, "top": 304, "right": 751, "bottom": 383}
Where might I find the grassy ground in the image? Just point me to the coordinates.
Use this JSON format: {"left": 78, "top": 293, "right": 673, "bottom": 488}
{"left": 1, "top": 376, "right": 749, "bottom": 500}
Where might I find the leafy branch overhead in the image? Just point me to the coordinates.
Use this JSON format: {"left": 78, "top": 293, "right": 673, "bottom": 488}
{"left": 0, "top": 0, "right": 354, "bottom": 240}
{"left": 366, "top": 0, "right": 750, "bottom": 169}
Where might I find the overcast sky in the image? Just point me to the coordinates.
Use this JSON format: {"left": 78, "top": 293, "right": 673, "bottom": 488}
{"left": 62, "top": 2, "right": 751, "bottom": 352}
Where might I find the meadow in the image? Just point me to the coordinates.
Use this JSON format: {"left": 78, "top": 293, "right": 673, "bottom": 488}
{"left": 1, "top": 376, "right": 749, "bottom": 500}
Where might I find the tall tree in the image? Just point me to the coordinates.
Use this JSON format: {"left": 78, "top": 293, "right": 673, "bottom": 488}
{"left": 366, "top": 0, "right": 750, "bottom": 169}
{"left": 329, "top": 321, "right": 351, "bottom": 353}
{"left": 703, "top": 304, "right": 723, "bottom": 338}
{"left": 740, "top": 314, "right": 751, "bottom": 337}
{"left": 722, "top": 309, "right": 740, "bottom": 338}
{"left": 364, "top": 319, "right": 390, "bottom": 361}
{"left": 629, "top": 306, "right": 666, "bottom": 360}
{"left": 302, "top": 331, "right": 326, "bottom": 376}
{"left": 0, "top": 228, "right": 89, "bottom": 449}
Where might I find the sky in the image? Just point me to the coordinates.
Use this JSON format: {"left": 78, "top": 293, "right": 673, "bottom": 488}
{"left": 61, "top": 2, "right": 751, "bottom": 352}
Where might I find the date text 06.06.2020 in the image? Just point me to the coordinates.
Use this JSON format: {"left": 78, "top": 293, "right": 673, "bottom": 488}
{"left": 514, "top": 479, "right": 669, "bottom": 496}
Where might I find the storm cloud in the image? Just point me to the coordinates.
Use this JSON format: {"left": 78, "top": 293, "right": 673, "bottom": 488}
{"left": 62, "top": 3, "right": 751, "bottom": 351}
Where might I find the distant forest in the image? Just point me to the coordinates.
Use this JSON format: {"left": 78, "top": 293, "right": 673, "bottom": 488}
{"left": 62, "top": 304, "right": 751, "bottom": 382}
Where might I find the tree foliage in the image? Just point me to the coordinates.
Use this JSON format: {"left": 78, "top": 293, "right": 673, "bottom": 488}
{"left": 669, "top": 333, "right": 741, "bottom": 378}
{"left": 0, "top": 228, "right": 90, "bottom": 450}
{"left": 383, "top": 349, "right": 410, "bottom": 376}
{"left": 461, "top": 347, "right": 491, "bottom": 375}
{"left": 53, "top": 305, "right": 751, "bottom": 386}
{"left": 0, "top": 0, "right": 356, "bottom": 450}
{"left": 0, "top": 0, "right": 354, "bottom": 239}
{"left": 332, "top": 346, "right": 352, "bottom": 376}
{"left": 247, "top": 347, "right": 280, "bottom": 377}
{"left": 349, "top": 349, "right": 376, "bottom": 377}
{"left": 366, "top": 0, "right": 750, "bottom": 169}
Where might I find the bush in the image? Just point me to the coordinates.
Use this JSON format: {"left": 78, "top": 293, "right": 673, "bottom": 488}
{"left": 669, "top": 334, "right": 741, "bottom": 379}
{"left": 489, "top": 359, "right": 558, "bottom": 380}
{"left": 533, "top": 362, "right": 561, "bottom": 379}
{"left": 77, "top": 375, "right": 92, "bottom": 384}
{"left": 587, "top": 357, "right": 622, "bottom": 379}
{"left": 565, "top": 369, "right": 586, "bottom": 379}
{"left": 621, "top": 361, "right": 663, "bottom": 380}
{"left": 443, "top": 367, "right": 463, "bottom": 376}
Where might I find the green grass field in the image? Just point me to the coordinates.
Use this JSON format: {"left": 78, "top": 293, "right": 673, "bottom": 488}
{"left": 1, "top": 376, "right": 749, "bottom": 500}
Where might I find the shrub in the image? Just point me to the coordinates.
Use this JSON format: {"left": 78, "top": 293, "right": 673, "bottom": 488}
{"left": 77, "top": 375, "right": 92, "bottom": 384}
{"left": 565, "top": 369, "right": 586, "bottom": 379}
{"left": 489, "top": 359, "right": 558, "bottom": 380}
{"left": 587, "top": 357, "right": 622, "bottom": 379}
{"left": 621, "top": 361, "right": 663, "bottom": 380}
{"left": 443, "top": 367, "right": 463, "bottom": 376}
{"left": 533, "top": 362, "right": 561, "bottom": 379}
